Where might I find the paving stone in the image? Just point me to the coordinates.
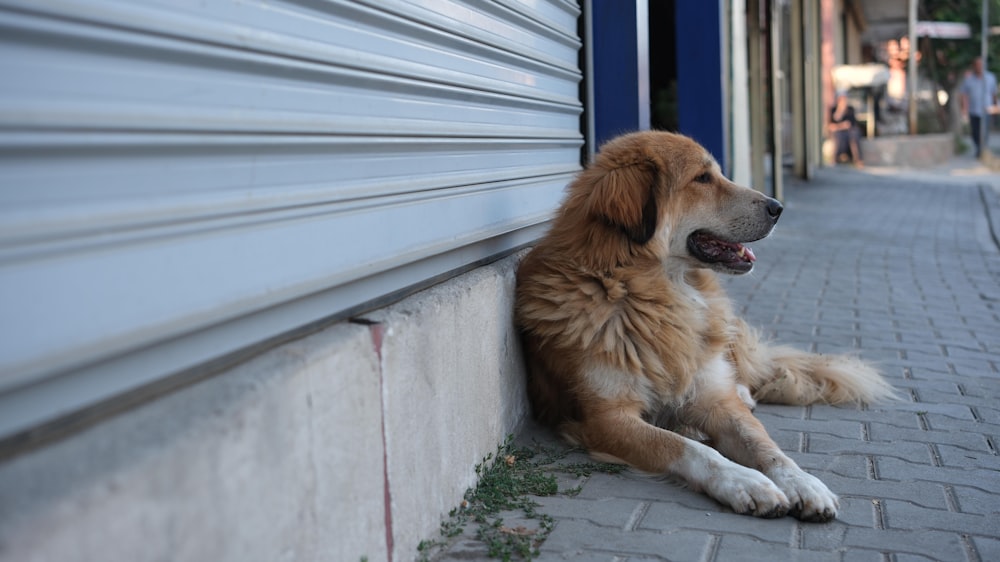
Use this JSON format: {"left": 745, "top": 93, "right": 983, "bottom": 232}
{"left": 807, "top": 472, "right": 950, "bottom": 510}
{"left": 754, "top": 415, "right": 865, "bottom": 438}
{"left": 875, "top": 456, "right": 1000, "bottom": 490}
{"left": 804, "top": 407, "right": 921, "bottom": 429}
{"left": 712, "top": 534, "right": 840, "bottom": 562}
{"left": 968, "top": 404, "right": 1000, "bottom": 424}
{"left": 837, "top": 528, "right": 970, "bottom": 561}
{"left": 955, "top": 376, "right": 1000, "bottom": 400}
{"left": 841, "top": 549, "right": 892, "bottom": 562}
{"left": 806, "top": 434, "right": 934, "bottom": 465}
{"left": 970, "top": 535, "right": 1000, "bottom": 562}
{"left": 817, "top": 495, "right": 877, "bottom": 529}
{"left": 866, "top": 423, "right": 991, "bottom": 450}
{"left": 909, "top": 386, "right": 992, "bottom": 407}
{"left": 758, "top": 427, "right": 804, "bottom": 452}
{"left": 538, "top": 519, "right": 714, "bottom": 560}
{"left": 433, "top": 537, "right": 492, "bottom": 561}
{"left": 887, "top": 401, "right": 977, "bottom": 421}
{"left": 891, "top": 553, "right": 954, "bottom": 562}
{"left": 533, "top": 550, "right": 622, "bottom": 562}
{"left": 788, "top": 452, "right": 870, "bottom": 480}
{"left": 935, "top": 445, "right": 1000, "bottom": 470}
{"left": 792, "top": 520, "right": 851, "bottom": 552}
{"left": 574, "top": 472, "right": 698, "bottom": 505}
{"left": 531, "top": 496, "right": 647, "bottom": 529}
{"left": 942, "top": 356, "right": 1000, "bottom": 373}
{"left": 949, "top": 484, "right": 1000, "bottom": 517}
{"left": 640, "top": 500, "right": 797, "bottom": 544}
{"left": 880, "top": 499, "right": 1000, "bottom": 535}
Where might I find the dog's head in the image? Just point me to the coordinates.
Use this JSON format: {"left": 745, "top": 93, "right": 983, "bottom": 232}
{"left": 561, "top": 131, "right": 781, "bottom": 275}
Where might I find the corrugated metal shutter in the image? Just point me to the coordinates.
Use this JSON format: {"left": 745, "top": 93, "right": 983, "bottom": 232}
{"left": 0, "top": 0, "right": 583, "bottom": 439}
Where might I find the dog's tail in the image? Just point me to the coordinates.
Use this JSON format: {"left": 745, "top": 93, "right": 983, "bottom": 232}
{"left": 729, "top": 320, "right": 898, "bottom": 406}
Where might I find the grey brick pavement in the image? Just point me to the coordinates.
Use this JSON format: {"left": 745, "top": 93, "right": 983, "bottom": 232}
{"left": 435, "top": 168, "right": 1000, "bottom": 561}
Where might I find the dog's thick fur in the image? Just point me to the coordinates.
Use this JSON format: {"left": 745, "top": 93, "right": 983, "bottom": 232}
{"left": 515, "top": 131, "right": 895, "bottom": 521}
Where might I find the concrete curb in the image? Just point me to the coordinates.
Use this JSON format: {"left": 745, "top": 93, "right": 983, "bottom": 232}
{"left": 980, "top": 182, "right": 1000, "bottom": 251}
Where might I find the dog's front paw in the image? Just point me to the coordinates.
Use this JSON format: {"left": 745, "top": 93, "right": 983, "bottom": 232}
{"left": 707, "top": 463, "right": 790, "bottom": 518}
{"left": 767, "top": 466, "right": 839, "bottom": 522}
{"left": 735, "top": 383, "right": 757, "bottom": 410}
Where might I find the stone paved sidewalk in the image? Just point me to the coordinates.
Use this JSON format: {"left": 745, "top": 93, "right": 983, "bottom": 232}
{"left": 434, "top": 166, "right": 1000, "bottom": 561}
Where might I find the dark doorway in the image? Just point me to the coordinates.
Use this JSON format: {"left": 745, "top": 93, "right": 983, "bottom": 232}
{"left": 649, "top": 0, "right": 678, "bottom": 131}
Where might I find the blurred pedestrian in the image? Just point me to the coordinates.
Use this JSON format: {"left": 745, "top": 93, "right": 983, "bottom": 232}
{"left": 828, "top": 92, "right": 864, "bottom": 167}
{"left": 959, "top": 56, "right": 998, "bottom": 158}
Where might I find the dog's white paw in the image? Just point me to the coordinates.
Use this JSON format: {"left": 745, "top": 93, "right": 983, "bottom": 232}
{"left": 767, "top": 465, "right": 839, "bottom": 522}
{"left": 705, "top": 462, "right": 790, "bottom": 518}
{"left": 735, "top": 383, "right": 757, "bottom": 410}
{"left": 675, "top": 442, "right": 790, "bottom": 518}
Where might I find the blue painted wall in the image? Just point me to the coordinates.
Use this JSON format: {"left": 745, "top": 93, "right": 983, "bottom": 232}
{"left": 591, "top": 0, "right": 648, "bottom": 150}
{"left": 674, "top": 1, "right": 726, "bottom": 170}
{"left": 590, "top": 0, "right": 725, "bottom": 169}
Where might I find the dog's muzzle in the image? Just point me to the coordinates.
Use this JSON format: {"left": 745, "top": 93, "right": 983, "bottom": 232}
{"left": 686, "top": 196, "right": 784, "bottom": 274}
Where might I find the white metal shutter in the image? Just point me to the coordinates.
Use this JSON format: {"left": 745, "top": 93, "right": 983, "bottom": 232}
{"left": 0, "top": 0, "right": 583, "bottom": 439}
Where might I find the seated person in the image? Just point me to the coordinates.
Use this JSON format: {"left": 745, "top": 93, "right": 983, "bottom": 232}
{"left": 828, "top": 92, "right": 864, "bottom": 167}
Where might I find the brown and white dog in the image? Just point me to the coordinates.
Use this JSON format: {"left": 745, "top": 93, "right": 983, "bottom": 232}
{"left": 515, "top": 131, "right": 894, "bottom": 521}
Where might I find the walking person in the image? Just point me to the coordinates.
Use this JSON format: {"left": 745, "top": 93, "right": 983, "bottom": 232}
{"left": 959, "top": 56, "right": 998, "bottom": 158}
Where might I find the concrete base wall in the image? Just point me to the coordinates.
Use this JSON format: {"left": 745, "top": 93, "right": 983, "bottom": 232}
{"left": 860, "top": 133, "right": 954, "bottom": 167}
{"left": 822, "top": 133, "right": 954, "bottom": 167}
{"left": 0, "top": 252, "right": 529, "bottom": 562}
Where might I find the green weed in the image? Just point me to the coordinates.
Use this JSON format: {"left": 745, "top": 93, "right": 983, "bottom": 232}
{"left": 417, "top": 435, "right": 625, "bottom": 561}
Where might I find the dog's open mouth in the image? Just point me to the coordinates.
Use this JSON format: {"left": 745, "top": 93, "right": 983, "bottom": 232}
{"left": 687, "top": 231, "right": 756, "bottom": 273}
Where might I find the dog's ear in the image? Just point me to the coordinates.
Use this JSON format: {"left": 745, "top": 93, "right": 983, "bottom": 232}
{"left": 585, "top": 160, "right": 659, "bottom": 244}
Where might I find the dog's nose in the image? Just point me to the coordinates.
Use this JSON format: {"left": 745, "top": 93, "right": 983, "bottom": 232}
{"left": 766, "top": 198, "right": 783, "bottom": 220}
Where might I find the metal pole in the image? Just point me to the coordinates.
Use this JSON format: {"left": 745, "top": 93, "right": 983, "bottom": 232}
{"left": 583, "top": 0, "right": 595, "bottom": 162}
{"left": 790, "top": 0, "right": 806, "bottom": 179}
{"left": 981, "top": 0, "right": 989, "bottom": 159}
{"left": 983, "top": 0, "right": 989, "bottom": 62}
{"left": 908, "top": 0, "right": 918, "bottom": 134}
{"left": 770, "top": 0, "right": 783, "bottom": 201}
{"left": 748, "top": 0, "right": 766, "bottom": 192}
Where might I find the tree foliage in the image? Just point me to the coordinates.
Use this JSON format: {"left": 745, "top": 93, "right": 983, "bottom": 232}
{"left": 919, "top": 0, "right": 1000, "bottom": 94}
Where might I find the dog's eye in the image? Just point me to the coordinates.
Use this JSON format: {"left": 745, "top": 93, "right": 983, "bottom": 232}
{"left": 694, "top": 172, "right": 713, "bottom": 184}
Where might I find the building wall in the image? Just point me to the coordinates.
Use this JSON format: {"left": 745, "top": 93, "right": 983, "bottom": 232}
{"left": 0, "top": 252, "right": 529, "bottom": 562}
{"left": 675, "top": 0, "right": 727, "bottom": 169}
{"left": 588, "top": 0, "right": 650, "bottom": 152}
{"left": 844, "top": 2, "right": 865, "bottom": 65}
{"left": 729, "top": 0, "right": 753, "bottom": 186}
{"left": 0, "top": 1, "right": 581, "bottom": 560}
